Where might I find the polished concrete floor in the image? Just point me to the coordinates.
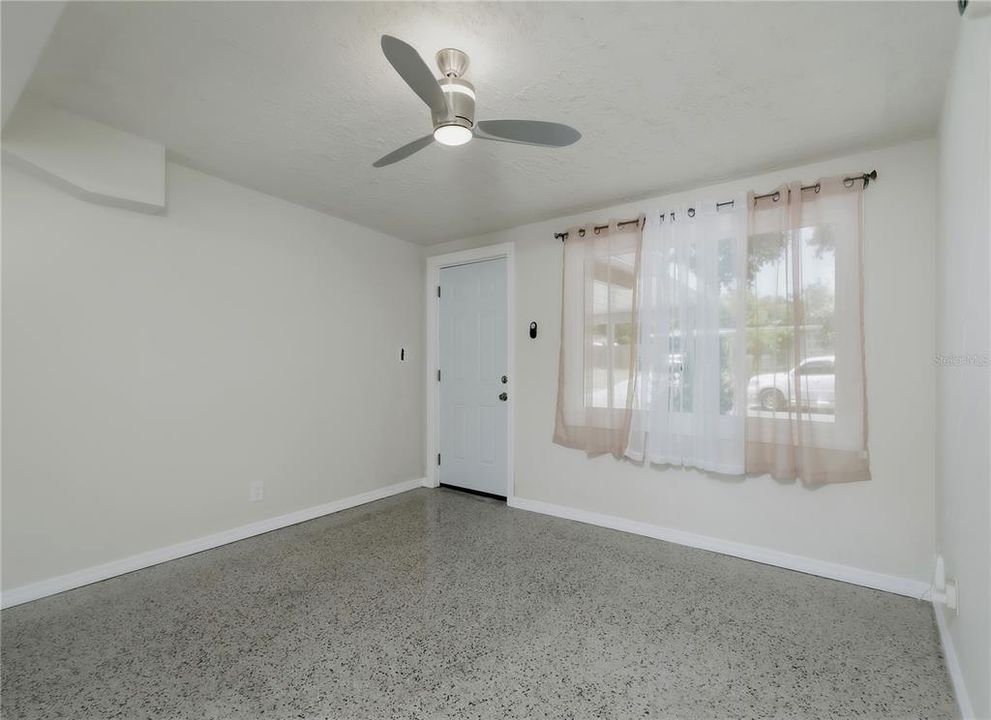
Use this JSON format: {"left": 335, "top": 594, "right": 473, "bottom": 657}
{"left": 2, "top": 488, "right": 957, "bottom": 720}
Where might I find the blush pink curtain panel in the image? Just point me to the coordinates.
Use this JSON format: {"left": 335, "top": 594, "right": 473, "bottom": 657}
{"left": 744, "top": 177, "right": 870, "bottom": 484}
{"left": 554, "top": 218, "right": 643, "bottom": 457}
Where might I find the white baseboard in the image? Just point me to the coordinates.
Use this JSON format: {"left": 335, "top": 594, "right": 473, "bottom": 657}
{"left": 933, "top": 602, "right": 977, "bottom": 720}
{"left": 507, "top": 495, "right": 931, "bottom": 599}
{"left": 1, "top": 478, "right": 426, "bottom": 610}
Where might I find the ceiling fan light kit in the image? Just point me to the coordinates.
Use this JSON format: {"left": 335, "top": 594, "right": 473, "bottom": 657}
{"left": 434, "top": 124, "right": 473, "bottom": 146}
{"left": 375, "top": 35, "right": 580, "bottom": 166}
{"left": 433, "top": 54, "right": 476, "bottom": 146}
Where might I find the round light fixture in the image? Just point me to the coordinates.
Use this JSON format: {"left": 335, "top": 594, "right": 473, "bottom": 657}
{"left": 433, "top": 124, "right": 473, "bottom": 146}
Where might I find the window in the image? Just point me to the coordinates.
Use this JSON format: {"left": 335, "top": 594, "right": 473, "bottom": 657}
{"left": 626, "top": 202, "right": 747, "bottom": 474}
{"left": 588, "top": 251, "right": 637, "bottom": 409}
{"left": 744, "top": 179, "right": 869, "bottom": 484}
{"left": 553, "top": 220, "right": 643, "bottom": 458}
{"left": 554, "top": 175, "right": 870, "bottom": 485}
{"left": 746, "top": 224, "right": 837, "bottom": 421}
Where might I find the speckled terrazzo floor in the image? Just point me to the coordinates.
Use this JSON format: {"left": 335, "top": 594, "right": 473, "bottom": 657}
{"left": 2, "top": 488, "right": 957, "bottom": 720}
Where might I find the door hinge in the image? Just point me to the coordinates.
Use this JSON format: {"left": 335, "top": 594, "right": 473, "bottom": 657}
{"left": 437, "top": 453, "right": 441, "bottom": 466}
{"left": 437, "top": 369, "right": 441, "bottom": 381}
{"left": 437, "top": 285, "right": 441, "bottom": 298}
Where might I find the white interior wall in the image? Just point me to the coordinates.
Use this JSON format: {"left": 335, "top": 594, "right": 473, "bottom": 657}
{"left": 1, "top": 160, "right": 425, "bottom": 593}
{"left": 0, "top": 1, "right": 65, "bottom": 126}
{"left": 935, "top": 14, "right": 991, "bottom": 720}
{"left": 427, "top": 139, "right": 938, "bottom": 590}
{"left": 3, "top": 97, "right": 167, "bottom": 212}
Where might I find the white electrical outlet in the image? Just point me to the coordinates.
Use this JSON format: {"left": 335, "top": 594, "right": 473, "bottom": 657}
{"left": 944, "top": 579, "right": 959, "bottom": 613}
{"left": 249, "top": 480, "right": 264, "bottom": 502}
{"left": 932, "top": 555, "right": 959, "bottom": 613}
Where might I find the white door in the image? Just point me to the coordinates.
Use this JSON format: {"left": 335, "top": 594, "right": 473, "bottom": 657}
{"left": 439, "top": 258, "right": 508, "bottom": 497}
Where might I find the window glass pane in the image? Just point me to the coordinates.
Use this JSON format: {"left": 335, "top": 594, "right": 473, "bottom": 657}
{"left": 667, "top": 244, "right": 695, "bottom": 413}
{"left": 588, "top": 249, "right": 636, "bottom": 409}
{"left": 718, "top": 235, "right": 739, "bottom": 415}
{"left": 746, "top": 225, "right": 836, "bottom": 421}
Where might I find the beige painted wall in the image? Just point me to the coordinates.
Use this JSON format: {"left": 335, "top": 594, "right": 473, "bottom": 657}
{"left": 2, "top": 162, "right": 425, "bottom": 591}
{"left": 935, "top": 15, "right": 991, "bottom": 720}
{"left": 427, "top": 139, "right": 937, "bottom": 585}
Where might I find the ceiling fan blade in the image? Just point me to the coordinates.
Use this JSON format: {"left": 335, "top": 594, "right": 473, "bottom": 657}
{"left": 381, "top": 35, "right": 448, "bottom": 116}
{"left": 372, "top": 135, "right": 435, "bottom": 168}
{"left": 475, "top": 120, "right": 581, "bottom": 147}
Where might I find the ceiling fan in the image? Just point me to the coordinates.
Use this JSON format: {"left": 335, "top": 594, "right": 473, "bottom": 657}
{"left": 373, "top": 35, "right": 581, "bottom": 168}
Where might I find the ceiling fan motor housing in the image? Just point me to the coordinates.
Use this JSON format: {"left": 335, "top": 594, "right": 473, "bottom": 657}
{"left": 432, "top": 76, "right": 475, "bottom": 132}
{"left": 433, "top": 48, "right": 475, "bottom": 133}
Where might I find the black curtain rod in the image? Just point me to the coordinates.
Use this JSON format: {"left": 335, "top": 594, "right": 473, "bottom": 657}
{"left": 555, "top": 170, "right": 877, "bottom": 241}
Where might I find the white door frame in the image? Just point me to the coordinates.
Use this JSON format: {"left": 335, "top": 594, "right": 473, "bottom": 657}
{"left": 425, "top": 243, "right": 514, "bottom": 497}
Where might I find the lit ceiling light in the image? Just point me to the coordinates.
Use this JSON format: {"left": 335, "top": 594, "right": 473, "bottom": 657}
{"left": 434, "top": 123, "right": 473, "bottom": 146}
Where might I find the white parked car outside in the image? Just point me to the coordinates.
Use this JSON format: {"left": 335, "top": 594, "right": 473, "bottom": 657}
{"left": 747, "top": 356, "right": 835, "bottom": 412}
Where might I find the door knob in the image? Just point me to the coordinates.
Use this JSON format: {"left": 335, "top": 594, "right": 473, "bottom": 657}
{"left": 499, "top": 392, "right": 508, "bottom": 401}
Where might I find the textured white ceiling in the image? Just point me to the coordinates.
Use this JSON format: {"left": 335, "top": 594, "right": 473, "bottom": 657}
{"left": 26, "top": 2, "right": 956, "bottom": 244}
